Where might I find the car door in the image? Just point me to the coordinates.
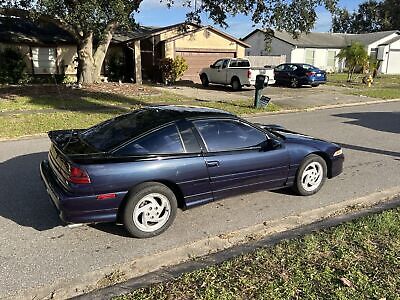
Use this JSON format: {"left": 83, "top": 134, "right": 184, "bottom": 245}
{"left": 113, "top": 122, "right": 214, "bottom": 208}
{"left": 274, "top": 64, "right": 286, "bottom": 83}
{"left": 192, "top": 118, "right": 290, "bottom": 200}
{"left": 213, "top": 59, "right": 229, "bottom": 84}
{"left": 208, "top": 59, "right": 224, "bottom": 82}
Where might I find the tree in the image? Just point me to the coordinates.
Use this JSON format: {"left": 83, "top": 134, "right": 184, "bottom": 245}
{"left": 337, "top": 42, "right": 369, "bottom": 82}
{"left": 1, "top": 0, "right": 338, "bottom": 84}
{"left": 332, "top": 8, "right": 354, "bottom": 33}
{"left": 332, "top": 0, "right": 400, "bottom": 33}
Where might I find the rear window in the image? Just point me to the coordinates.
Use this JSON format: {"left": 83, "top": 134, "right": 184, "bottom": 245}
{"left": 80, "top": 109, "right": 179, "bottom": 151}
{"left": 114, "top": 125, "right": 184, "bottom": 156}
{"left": 301, "top": 64, "right": 318, "bottom": 70}
{"left": 229, "top": 60, "right": 250, "bottom": 68}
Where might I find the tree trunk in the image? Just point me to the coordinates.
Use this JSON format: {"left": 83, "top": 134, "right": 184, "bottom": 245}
{"left": 93, "top": 23, "right": 118, "bottom": 83}
{"left": 78, "top": 33, "right": 95, "bottom": 84}
{"left": 77, "top": 23, "right": 118, "bottom": 84}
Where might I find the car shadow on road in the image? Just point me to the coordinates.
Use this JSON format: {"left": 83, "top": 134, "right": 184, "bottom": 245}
{"left": 0, "top": 152, "right": 61, "bottom": 231}
{"left": 333, "top": 111, "right": 400, "bottom": 134}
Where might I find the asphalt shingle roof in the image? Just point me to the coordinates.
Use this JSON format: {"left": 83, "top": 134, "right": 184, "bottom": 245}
{"left": 245, "top": 29, "right": 400, "bottom": 48}
{"left": 0, "top": 16, "right": 76, "bottom": 44}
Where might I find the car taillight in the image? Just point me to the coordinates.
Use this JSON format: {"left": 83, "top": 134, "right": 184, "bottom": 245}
{"left": 68, "top": 166, "right": 91, "bottom": 184}
{"left": 247, "top": 69, "right": 252, "bottom": 78}
{"left": 306, "top": 72, "right": 316, "bottom": 76}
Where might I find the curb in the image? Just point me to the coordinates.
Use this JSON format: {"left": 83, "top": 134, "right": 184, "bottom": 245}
{"left": 8, "top": 186, "right": 400, "bottom": 300}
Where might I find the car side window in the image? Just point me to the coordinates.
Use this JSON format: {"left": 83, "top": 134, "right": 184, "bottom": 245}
{"left": 114, "top": 124, "right": 184, "bottom": 156}
{"left": 275, "top": 65, "right": 285, "bottom": 71}
{"left": 222, "top": 60, "right": 229, "bottom": 68}
{"left": 193, "top": 119, "right": 266, "bottom": 152}
{"left": 213, "top": 60, "right": 224, "bottom": 68}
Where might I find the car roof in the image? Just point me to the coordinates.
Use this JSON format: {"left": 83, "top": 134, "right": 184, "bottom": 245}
{"left": 80, "top": 105, "right": 237, "bottom": 152}
{"left": 145, "top": 105, "right": 235, "bottom": 120}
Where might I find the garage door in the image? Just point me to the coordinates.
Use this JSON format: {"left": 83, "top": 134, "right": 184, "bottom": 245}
{"left": 176, "top": 51, "right": 236, "bottom": 82}
{"left": 387, "top": 50, "right": 400, "bottom": 74}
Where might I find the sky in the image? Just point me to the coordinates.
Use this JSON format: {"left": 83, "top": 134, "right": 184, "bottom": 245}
{"left": 134, "top": 0, "right": 364, "bottom": 38}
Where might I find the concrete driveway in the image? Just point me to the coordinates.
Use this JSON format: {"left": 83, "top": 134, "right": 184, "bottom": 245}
{"left": 0, "top": 102, "right": 399, "bottom": 299}
{"left": 156, "top": 82, "right": 378, "bottom": 110}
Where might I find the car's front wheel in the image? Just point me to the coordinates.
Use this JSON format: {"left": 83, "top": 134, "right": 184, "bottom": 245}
{"left": 123, "top": 182, "right": 177, "bottom": 238}
{"left": 200, "top": 74, "right": 209, "bottom": 87}
{"left": 292, "top": 154, "right": 327, "bottom": 196}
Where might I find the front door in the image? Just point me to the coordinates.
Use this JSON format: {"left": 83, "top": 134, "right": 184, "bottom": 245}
{"left": 192, "top": 119, "right": 290, "bottom": 200}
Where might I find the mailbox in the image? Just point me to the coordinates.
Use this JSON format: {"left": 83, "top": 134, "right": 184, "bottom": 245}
{"left": 254, "top": 75, "right": 268, "bottom": 108}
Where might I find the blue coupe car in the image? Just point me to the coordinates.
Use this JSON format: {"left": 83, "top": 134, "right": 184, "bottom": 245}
{"left": 40, "top": 106, "right": 344, "bottom": 238}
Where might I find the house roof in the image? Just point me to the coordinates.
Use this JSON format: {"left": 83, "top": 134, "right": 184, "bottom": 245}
{"left": 112, "top": 22, "right": 202, "bottom": 43}
{"left": 162, "top": 25, "right": 250, "bottom": 48}
{"left": 0, "top": 16, "right": 76, "bottom": 45}
{"left": 377, "top": 34, "right": 400, "bottom": 46}
{"left": 113, "top": 22, "right": 250, "bottom": 47}
{"left": 242, "top": 29, "right": 400, "bottom": 48}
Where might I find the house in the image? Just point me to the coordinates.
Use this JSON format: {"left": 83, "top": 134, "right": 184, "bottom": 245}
{"left": 0, "top": 16, "right": 77, "bottom": 77}
{"left": 0, "top": 17, "right": 249, "bottom": 83}
{"left": 111, "top": 22, "right": 250, "bottom": 83}
{"left": 242, "top": 29, "right": 400, "bottom": 74}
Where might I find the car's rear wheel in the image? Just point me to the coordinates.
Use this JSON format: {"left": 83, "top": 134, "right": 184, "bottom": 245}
{"left": 200, "top": 74, "right": 209, "bottom": 87}
{"left": 290, "top": 77, "right": 300, "bottom": 88}
{"left": 231, "top": 78, "right": 242, "bottom": 91}
{"left": 311, "top": 83, "right": 319, "bottom": 87}
{"left": 123, "top": 182, "right": 177, "bottom": 238}
{"left": 292, "top": 154, "right": 327, "bottom": 196}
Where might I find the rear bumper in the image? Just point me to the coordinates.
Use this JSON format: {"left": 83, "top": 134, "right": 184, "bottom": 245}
{"left": 305, "top": 77, "right": 326, "bottom": 85}
{"left": 40, "top": 160, "right": 125, "bottom": 224}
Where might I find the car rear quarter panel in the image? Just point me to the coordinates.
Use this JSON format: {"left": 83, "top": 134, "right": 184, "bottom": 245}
{"left": 79, "top": 155, "right": 213, "bottom": 209}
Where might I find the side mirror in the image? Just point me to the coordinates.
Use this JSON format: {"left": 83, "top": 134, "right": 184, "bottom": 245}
{"left": 260, "top": 138, "right": 282, "bottom": 151}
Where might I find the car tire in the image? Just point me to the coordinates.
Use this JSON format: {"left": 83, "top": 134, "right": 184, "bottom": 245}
{"left": 289, "top": 77, "right": 300, "bottom": 88}
{"left": 231, "top": 78, "right": 242, "bottom": 91}
{"left": 200, "top": 74, "right": 209, "bottom": 87}
{"left": 311, "top": 83, "right": 319, "bottom": 87}
{"left": 292, "top": 154, "right": 327, "bottom": 196}
{"left": 123, "top": 182, "right": 177, "bottom": 238}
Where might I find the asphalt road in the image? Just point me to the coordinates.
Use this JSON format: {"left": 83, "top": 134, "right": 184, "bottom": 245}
{"left": 0, "top": 102, "right": 399, "bottom": 298}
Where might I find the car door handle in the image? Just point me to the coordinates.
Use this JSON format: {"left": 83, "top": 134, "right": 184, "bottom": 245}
{"left": 206, "top": 161, "right": 220, "bottom": 167}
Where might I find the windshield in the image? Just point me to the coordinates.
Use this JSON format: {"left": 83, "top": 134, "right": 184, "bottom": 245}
{"left": 80, "top": 108, "right": 177, "bottom": 151}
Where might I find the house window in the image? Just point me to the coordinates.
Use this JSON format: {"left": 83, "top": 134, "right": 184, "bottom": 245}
{"left": 327, "top": 50, "right": 336, "bottom": 68}
{"left": 31, "top": 47, "right": 57, "bottom": 74}
{"left": 305, "top": 49, "right": 315, "bottom": 65}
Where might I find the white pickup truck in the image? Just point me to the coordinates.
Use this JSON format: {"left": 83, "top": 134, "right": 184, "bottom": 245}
{"left": 199, "top": 58, "right": 275, "bottom": 91}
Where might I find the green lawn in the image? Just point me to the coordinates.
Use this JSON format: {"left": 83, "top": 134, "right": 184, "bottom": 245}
{"left": 116, "top": 207, "right": 400, "bottom": 300}
{"left": 0, "top": 84, "right": 280, "bottom": 139}
{"left": 328, "top": 73, "right": 400, "bottom": 99}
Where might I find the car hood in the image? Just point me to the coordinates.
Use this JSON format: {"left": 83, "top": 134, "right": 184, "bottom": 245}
{"left": 261, "top": 124, "right": 340, "bottom": 153}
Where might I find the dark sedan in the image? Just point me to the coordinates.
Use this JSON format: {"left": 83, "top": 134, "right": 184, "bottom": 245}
{"left": 40, "top": 106, "right": 343, "bottom": 238}
{"left": 274, "top": 63, "right": 327, "bottom": 87}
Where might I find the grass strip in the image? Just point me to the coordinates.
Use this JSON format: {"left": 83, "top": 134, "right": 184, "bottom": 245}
{"left": 116, "top": 207, "right": 400, "bottom": 300}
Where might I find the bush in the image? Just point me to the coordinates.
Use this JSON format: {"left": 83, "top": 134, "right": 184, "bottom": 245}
{"left": 0, "top": 48, "right": 28, "bottom": 84}
{"left": 159, "top": 56, "right": 188, "bottom": 84}
{"left": 106, "top": 53, "right": 125, "bottom": 82}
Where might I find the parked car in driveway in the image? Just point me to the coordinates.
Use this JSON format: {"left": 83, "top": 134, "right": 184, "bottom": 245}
{"left": 199, "top": 58, "right": 275, "bottom": 91}
{"left": 40, "top": 106, "right": 343, "bottom": 238}
{"left": 274, "top": 63, "right": 327, "bottom": 87}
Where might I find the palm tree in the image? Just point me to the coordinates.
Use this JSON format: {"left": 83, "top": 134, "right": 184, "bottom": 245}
{"left": 337, "top": 42, "right": 369, "bottom": 82}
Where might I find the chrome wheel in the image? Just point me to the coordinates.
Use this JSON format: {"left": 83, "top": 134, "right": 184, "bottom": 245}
{"left": 133, "top": 193, "right": 171, "bottom": 233}
{"left": 301, "top": 162, "right": 323, "bottom": 192}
